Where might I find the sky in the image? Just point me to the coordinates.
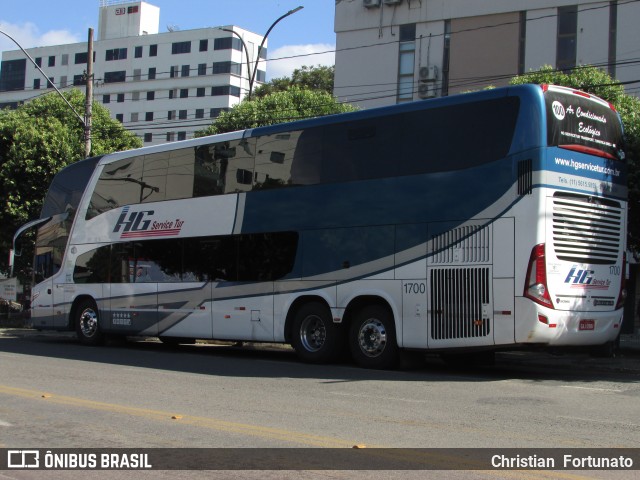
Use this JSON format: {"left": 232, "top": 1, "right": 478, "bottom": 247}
{"left": 0, "top": 0, "right": 336, "bottom": 79}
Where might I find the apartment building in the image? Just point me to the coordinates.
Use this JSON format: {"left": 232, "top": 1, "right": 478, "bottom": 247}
{"left": 334, "top": 0, "right": 640, "bottom": 108}
{"left": 0, "top": 0, "right": 266, "bottom": 145}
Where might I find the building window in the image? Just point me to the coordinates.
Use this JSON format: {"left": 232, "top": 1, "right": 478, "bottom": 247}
{"left": 73, "top": 74, "right": 86, "bottom": 86}
{"left": 212, "top": 61, "right": 241, "bottom": 75}
{"left": 397, "top": 24, "right": 416, "bottom": 102}
{"left": 117, "top": 93, "right": 125, "bottom": 103}
{"left": 180, "top": 88, "right": 189, "bottom": 98}
{"left": 177, "top": 132, "right": 187, "bottom": 141}
{"left": 60, "top": 76, "right": 67, "bottom": 88}
{"left": 132, "top": 91, "right": 140, "bottom": 101}
{"left": 103, "top": 94, "right": 110, "bottom": 104}
{"left": 181, "top": 64, "right": 190, "bottom": 77}
{"left": 104, "top": 71, "right": 126, "bottom": 83}
{"left": 197, "top": 87, "right": 205, "bottom": 97}
{"left": 179, "top": 109, "right": 187, "bottom": 120}
{"left": 61, "top": 54, "right": 69, "bottom": 66}
{"left": 47, "top": 77, "right": 54, "bottom": 89}
{"left": 147, "top": 91, "right": 155, "bottom": 101}
{"left": 133, "top": 69, "right": 142, "bottom": 81}
{"left": 34, "top": 78, "right": 41, "bottom": 90}
{"left": 210, "top": 108, "right": 225, "bottom": 118}
{"left": 106, "top": 48, "right": 127, "bottom": 61}
{"left": 75, "top": 52, "right": 88, "bottom": 64}
{"left": 195, "top": 108, "right": 204, "bottom": 119}
{"left": 557, "top": 5, "right": 578, "bottom": 71}
{"left": 198, "top": 63, "right": 207, "bottom": 76}
{"left": 166, "top": 132, "right": 175, "bottom": 142}
{"left": 48, "top": 56, "right": 55, "bottom": 67}
{"left": 214, "top": 37, "right": 242, "bottom": 51}
{"left": 169, "top": 89, "right": 177, "bottom": 99}
{"left": 172, "top": 41, "right": 191, "bottom": 54}
{"left": 608, "top": 1, "right": 618, "bottom": 78}
{"left": 168, "top": 110, "right": 175, "bottom": 120}
{"left": 441, "top": 20, "right": 451, "bottom": 97}
{"left": 199, "top": 39, "right": 208, "bottom": 52}
{"left": 35, "top": 57, "right": 42, "bottom": 67}
{"left": 145, "top": 112, "right": 154, "bottom": 121}
{"left": 135, "top": 46, "right": 143, "bottom": 58}
{"left": 144, "top": 133, "right": 153, "bottom": 143}
{"left": 518, "top": 11, "right": 527, "bottom": 75}
{"left": 149, "top": 44, "right": 158, "bottom": 56}
{"left": 131, "top": 112, "right": 139, "bottom": 122}
{"left": 170, "top": 66, "right": 178, "bottom": 78}
{"left": 256, "top": 70, "right": 266, "bottom": 83}
{"left": 148, "top": 67, "right": 156, "bottom": 80}
{"left": 116, "top": 113, "right": 124, "bottom": 123}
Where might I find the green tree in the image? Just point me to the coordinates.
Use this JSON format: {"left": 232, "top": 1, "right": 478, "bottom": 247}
{"left": 0, "top": 89, "right": 142, "bottom": 277}
{"left": 510, "top": 65, "right": 640, "bottom": 254}
{"left": 253, "top": 65, "right": 335, "bottom": 98}
{"left": 196, "top": 86, "right": 357, "bottom": 136}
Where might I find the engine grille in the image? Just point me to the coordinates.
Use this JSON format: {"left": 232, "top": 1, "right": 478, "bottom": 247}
{"left": 552, "top": 192, "right": 623, "bottom": 265}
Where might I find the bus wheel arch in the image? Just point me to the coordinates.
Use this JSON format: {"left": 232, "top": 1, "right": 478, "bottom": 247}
{"left": 345, "top": 296, "right": 399, "bottom": 369}
{"left": 72, "top": 296, "right": 104, "bottom": 346}
{"left": 287, "top": 297, "right": 343, "bottom": 363}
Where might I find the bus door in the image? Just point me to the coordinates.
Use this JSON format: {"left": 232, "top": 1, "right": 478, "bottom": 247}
{"left": 106, "top": 244, "right": 158, "bottom": 336}
{"left": 426, "top": 220, "right": 498, "bottom": 349}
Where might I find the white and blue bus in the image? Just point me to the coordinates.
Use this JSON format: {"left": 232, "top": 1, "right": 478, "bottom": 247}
{"left": 16, "top": 84, "right": 627, "bottom": 368}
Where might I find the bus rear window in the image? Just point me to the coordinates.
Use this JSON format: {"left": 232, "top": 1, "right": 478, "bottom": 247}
{"left": 545, "top": 87, "right": 624, "bottom": 160}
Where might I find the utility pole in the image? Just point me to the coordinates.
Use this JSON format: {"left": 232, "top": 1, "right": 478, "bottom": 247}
{"left": 84, "top": 28, "right": 94, "bottom": 158}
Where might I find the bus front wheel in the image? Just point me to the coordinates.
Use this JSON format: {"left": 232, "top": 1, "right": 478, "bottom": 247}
{"left": 349, "top": 305, "right": 398, "bottom": 369}
{"left": 291, "top": 302, "right": 341, "bottom": 363}
{"left": 75, "top": 299, "right": 104, "bottom": 346}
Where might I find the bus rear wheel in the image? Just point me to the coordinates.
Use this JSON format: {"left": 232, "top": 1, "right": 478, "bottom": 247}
{"left": 349, "top": 305, "right": 398, "bottom": 369}
{"left": 291, "top": 302, "right": 341, "bottom": 363}
{"left": 75, "top": 299, "right": 104, "bottom": 346}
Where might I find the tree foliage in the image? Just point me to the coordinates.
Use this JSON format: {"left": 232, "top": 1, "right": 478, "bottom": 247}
{"left": 0, "top": 89, "right": 142, "bottom": 277}
{"left": 510, "top": 65, "right": 640, "bottom": 254}
{"left": 253, "top": 65, "right": 335, "bottom": 98}
{"left": 196, "top": 86, "right": 357, "bottom": 136}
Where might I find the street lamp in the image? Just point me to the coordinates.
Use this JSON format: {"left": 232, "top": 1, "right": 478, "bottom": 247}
{"left": 217, "top": 6, "right": 303, "bottom": 100}
{"left": 0, "top": 28, "right": 85, "bottom": 126}
{"left": 0, "top": 27, "right": 93, "bottom": 158}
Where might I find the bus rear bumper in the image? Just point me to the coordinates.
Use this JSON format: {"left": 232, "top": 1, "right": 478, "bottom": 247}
{"left": 515, "top": 298, "right": 622, "bottom": 346}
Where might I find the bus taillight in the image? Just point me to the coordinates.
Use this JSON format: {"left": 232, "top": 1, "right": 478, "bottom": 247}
{"left": 524, "top": 243, "right": 554, "bottom": 308}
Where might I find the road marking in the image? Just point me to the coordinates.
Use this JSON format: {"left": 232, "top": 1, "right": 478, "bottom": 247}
{"left": 560, "top": 385, "right": 624, "bottom": 393}
{"left": 557, "top": 415, "right": 640, "bottom": 428}
{"left": 0, "top": 384, "right": 354, "bottom": 448}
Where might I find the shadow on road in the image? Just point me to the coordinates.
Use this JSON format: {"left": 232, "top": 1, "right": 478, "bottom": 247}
{"left": 1, "top": 330, "right": 639, "bottom": 385}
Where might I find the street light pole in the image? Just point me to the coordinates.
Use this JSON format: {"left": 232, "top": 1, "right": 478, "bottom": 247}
{"left": 217, "top": 6, "right": 303, "bottom": 101}
{"left": 0, "top": 27, "right": 94, "bottom": 157}
{"left": 217, "top": 28, "right": 254, "bottom": 99}
{"left": 249, "top": 6, "right": 304, "bottom": 99}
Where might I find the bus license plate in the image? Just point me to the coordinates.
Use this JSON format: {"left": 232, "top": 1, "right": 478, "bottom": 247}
{"left": 579, "top": 320, "right": 595, "bottom": 331}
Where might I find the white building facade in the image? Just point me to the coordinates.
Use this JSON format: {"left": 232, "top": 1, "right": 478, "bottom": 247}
{"left": 0, "top": 0, "right": 266, "bottom": 145}
{"left": 334, "top": 0, "right": 640, "bottom": 108}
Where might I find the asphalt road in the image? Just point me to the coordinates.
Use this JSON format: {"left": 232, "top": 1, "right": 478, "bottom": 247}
{"left": 0, "top": 330, "right": 639, "bottom": 479}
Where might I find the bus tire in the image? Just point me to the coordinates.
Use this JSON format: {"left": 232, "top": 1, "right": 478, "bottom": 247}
{"left": 349, "top": 305, "right": 398, "bottom": 369}
{"left": 291, "top": 302, "right": 341, "bottom": 363}
{"left": 75, "top": 299, "right": 104, "bottom": 346}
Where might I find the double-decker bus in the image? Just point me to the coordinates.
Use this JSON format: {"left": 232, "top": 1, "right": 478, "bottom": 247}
{"left": 15, "top": 84, "right": 627, "bottom": 368}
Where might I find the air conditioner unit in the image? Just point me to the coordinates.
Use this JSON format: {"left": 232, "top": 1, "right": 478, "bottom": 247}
{"left": 383, "top": 0, "right": 403, "bottom": 5}
{"left": 418, "top": 83, "right": 437, "bottom": 99}
{"left": 419, "top": 65, "right": 438, "bottom": 82}
{"left": 363, "top": 0, "right": 381, "bottom": 8}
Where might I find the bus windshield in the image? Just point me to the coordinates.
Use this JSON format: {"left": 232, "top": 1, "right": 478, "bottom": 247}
{"left": 544, "top": 85, "right": 624, "bottom": 161}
